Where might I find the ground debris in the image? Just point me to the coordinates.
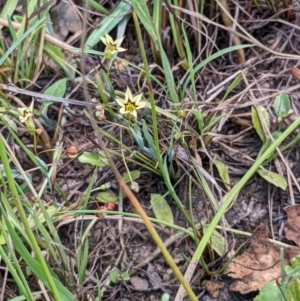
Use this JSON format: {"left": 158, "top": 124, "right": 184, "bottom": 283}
{"left": 202, "top": 280, "right": 225, "bottom": 299}
{"left": 130, "top": 276, "right": 149, "bottom": 291}
{"left": 284, "top": 205, "right": 300, "bottom": 246}
{"left": 224, "top": 224, "right": 284, "bottom": 294}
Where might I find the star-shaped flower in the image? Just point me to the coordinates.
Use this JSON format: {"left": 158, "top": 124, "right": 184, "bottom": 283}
{"left": 115, "top": 87, "right": 147, "bottom": 119}
{"left": 18, "top": 101, "right": 35, "bottom": 133}
{"left": 100, "top": 34, "right": 126, "bottom": 60}
{"left": 18, "top": 105, "right": 33, "bottom": 123}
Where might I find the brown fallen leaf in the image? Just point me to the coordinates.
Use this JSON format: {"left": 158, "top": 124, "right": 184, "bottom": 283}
{"left": 284, "top": 205, "right": 300, "bottom": 246}
{"left": 202, "top": 280, "right": 224, "bottom": 299}
{"left": 50, "top": 0, "right": 82, "bottom": 41}
{"left": 225, "top": 224, "right": 283, "bottom": 294}
{"left": 130, "top": 276, "right": 149, "bottom": 291}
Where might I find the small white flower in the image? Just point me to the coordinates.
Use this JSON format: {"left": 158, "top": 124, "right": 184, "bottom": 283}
{"left": 115, "top": 87, "right": 147, "bottom": 119}
{"left": 18, "top": 101, "right": 35, "bottom": 133}
{"left": 18, "top": 103, "right": 33, "bottom": 123}
{"left": 100, "top": 34, "right": 126, "bottom": 59}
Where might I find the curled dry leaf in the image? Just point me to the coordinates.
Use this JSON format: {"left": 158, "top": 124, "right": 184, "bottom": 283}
{"left": 283, "top": 205, "right": 300, "bottom": 260}
{"left": 202, "top": 280, "right": 224, "bottom": 299}
{"left": 284, "top": 205, "right": 300, "bottom": 247}
{"left": 50, "top": 1, "right": 82, "bottom": 41}
{"left": 130, "top": 276, "right": 149, "bottom": 291}
{"left": 225, "top": 224, "right": 284, "bottom": 294}
{"left": 218, "top": 0, "right": 245, "bottom": 64}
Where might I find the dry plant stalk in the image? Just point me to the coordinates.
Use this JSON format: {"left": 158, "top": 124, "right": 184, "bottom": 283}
{"left": 218, "top": 0, "right": 245, "bottom": 64}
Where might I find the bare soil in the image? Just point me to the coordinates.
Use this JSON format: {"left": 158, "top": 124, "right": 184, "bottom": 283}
{"left": 2, "top": 1, "right": 300, "bottom": 300}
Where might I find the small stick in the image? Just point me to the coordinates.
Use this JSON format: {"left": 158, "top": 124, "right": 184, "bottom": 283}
{"left": 1, "top": 83, "right": 99, "bottom": 107}
{"left": 0, "top": 17, "right": 75, "bottom": 53}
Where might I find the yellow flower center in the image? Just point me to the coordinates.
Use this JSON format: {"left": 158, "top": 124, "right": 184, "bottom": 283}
{"left": 125, "top": 101, "right": 136, "bottom": 113}
{"left": 108, "top": 44, "right": 116, "bottom": 52}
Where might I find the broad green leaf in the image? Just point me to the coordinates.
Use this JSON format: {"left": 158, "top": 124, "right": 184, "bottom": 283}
{"left": 252, "top": 105, "right": 270, "bottom": 142}
{"left": 87, "top": 0, "right": 108, "bottom": 13}
{"left": 142, "top": 119, "right": 156, "bottom": 154}
{"left": 202, "top": 219, "right": 227, "bottom": 256}
{"left": 0, "top": 0, "right": 19, "bottom": 22}
{"left": 44, "top": 43, "right": 75, "bottom": 78}
{"left": 27, "top": 0, "right": 39, "bottom": 16}
{"left": 78, "top": 151, "right": 110, "bottom": 167}
{"left": 122, "top": 170, "right": 141, "bottom": 183}
{"left": 85, "top": 1, "right": 132, "bottom": 48}
{"left": 214, "top": 157, "right": 230, "bottom": 191}
{"left": 286, "top": 265, "right": 300, "bottom": 278}
{"left": 251, "top": 106, "right": 266, "bottom": 142}
{"left": 130, "top": 123, "right": 156, "bottom": 158}
{"left": 192, "top": 109, "right": 205, "bottom": 133}
{"left": 159, "top": 48, "right": 180, "bottom": 103}
{"left": 290, "top": 255, "right": 300, "bottom": 269}
{"left": 273, "top": 130, "right": 282, "bottom": 139}
{"left": 109, "top": 268, "right": 130, "bottom": 284}
{"left": 286, "top": 277, "right": 300, "bottom": 301}
{"left": 254, "top": 280, "right": 285, "bottom": 301}
{"left": 100, "top": 70, "right": 116, "bottom": 99}
{"left": 131, "top": 0, "right": 158, "bottom": 47}
{"left": 0, "top": 114, "right": 17, "bottom": 132}
{"left": 95, "top": 191, "right": 118, "bottom": 204}
{"left": 122, "top": 271, "right": 130, "bottom": 281}
{"left": 257, "top": 169, "right": 287, "bottom": 190}
{"left": 150, "top": 194, "right": 174, "bottom": 227}
{"left": 273, "top": 93, "right": 290, "bottom": 118}
{"left": 28, "top": 205, "right": 61, "bottom": 228}
{"left": 2, "top": 169, "right": 32, "bottom": 182}
{"left": 109, "top": 270, "right": 119, "bottom": 283}
{"left": 40, "top": 78, "right": 68, "bottom": 109}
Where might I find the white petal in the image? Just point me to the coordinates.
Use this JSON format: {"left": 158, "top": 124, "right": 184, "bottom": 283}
{"left": 115, "top": 98, "right": 126, "bottom": 106}
{"left": 133, "top": 93, "right": 143, "bottom": 103}
{"left": 125, "top": 87, "right": 133, "bottom": 101}
{"left": 100, "top": 36, "right": 108, "bottom": 47}
{"left": 29, "top": 100, "right": 34, "bottom": 112}
{"left": 105, "top": 34, "right": 114, "bottom": 44}
{"left": 115, "top": 36, "right": 125, "bottom": 46}
{"left": 116, "top": 47, "right": 126, "bottom": 52}
{"left": 136, "top": 101, "right": 147, "bottom": 109}
{"left": 131, "top": 110, "right": 137, "bottom": 118}
{"left": 18, "top": 107, "right": 25, "bottom": 114}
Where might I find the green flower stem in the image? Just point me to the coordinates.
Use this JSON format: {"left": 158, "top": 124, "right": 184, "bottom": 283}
{"left": 132, "top": 11, "right": 197, "bottom": 301}
{"left": 132, "top": 8, "right": 192, "bottom": 227}
{"left": 0, "top": 135, "right": 62, "bottom": 301}
{"left": 189, "top": 116, "right": 300, "bottom": 279}
{"left": 264, "top": 133, "right": 300, "bottom": 166}
{"left": 66, "top": 210, "right": 293, "bottom": 248}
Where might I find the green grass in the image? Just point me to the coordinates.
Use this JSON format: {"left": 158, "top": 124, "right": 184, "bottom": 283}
{"left": 0, "top": 0, "right": 298, "bottom": 300}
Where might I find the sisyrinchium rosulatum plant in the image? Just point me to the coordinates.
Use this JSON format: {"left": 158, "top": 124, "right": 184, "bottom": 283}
{"left": 2, "top": 0, "right": 300, "bottom": 300}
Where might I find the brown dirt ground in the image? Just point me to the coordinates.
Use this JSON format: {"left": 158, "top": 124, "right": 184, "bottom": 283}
{"left": 2, "top": 0, "right": 300, "bottom": 300}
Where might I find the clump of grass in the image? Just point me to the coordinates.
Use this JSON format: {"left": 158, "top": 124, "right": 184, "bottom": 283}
{"left": 1, "top": 0, "right": 300, "bottom": 300}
